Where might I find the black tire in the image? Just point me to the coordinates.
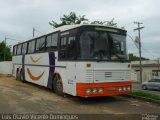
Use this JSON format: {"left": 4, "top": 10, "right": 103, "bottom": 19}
{"left": 53, "top": 75, "right": 64, "bottom": 96}
{"left": 20, "top": 71, "right": 26, "bottom": 83}
{"left": 142, "top": 85, "right": 147, "bottom": 90}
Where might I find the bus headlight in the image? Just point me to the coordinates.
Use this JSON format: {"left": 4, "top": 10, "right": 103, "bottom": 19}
{"left": 127, "top": 86, "right": 131, "bottom": 91}
{"left": 123, "top": 86, "right": 127, "bottom": 91}
{"left": 98, "top": 88, "right": 103, "bottom": 93}
{"left": 86, "top": 88, "right": 91, "bottom": 94}
{"left": 118, "top": 87, "right": 122, "bottom": 91}
{"left": 92, "top": 88, "right": 97, "bottom": 93}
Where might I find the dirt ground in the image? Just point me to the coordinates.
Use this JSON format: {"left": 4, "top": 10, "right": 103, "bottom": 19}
{"left": 0, "top": 76, "right": 160, "bottom": 120}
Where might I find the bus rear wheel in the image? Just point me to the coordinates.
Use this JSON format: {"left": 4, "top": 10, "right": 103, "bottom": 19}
{"left": 53, "top": 75, "right": 64, "bottom": 96}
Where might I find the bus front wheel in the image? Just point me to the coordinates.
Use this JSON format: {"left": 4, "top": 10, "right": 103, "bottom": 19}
{"left": 53, "top": 75, "right": 64, "bottom": 96}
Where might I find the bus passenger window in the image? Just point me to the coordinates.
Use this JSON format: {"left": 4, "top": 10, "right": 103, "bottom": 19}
{"left": 61, "top": 37, "right": 67, "bottom": 49}
{"left": 51, "top": 33, "right": 58, "bottom": 47}
{"left": 17, "top": 44, "right": 22, "bottom": 55}
{"left": 59, "top": 37, "right": 67, "bottom": 59}
{"left": 22, "top": 43, "right": 27, "bottom": 54}
{"left": 36, "top": 37, "right": 45, "bottom": 52}
{"left": 67, "top": 36, "right": 75, "bottom": 59}
{"left": 28, "top": 40, "right": 35, "bottom": 53}
{"left": 46, "top": 33, "right": 58, "bottom": 50}
{"left": 13, "top": 46, "right": 17, "bottom": 55}
{"left": 46, "top": 35, "right": 52, "bottom": 47}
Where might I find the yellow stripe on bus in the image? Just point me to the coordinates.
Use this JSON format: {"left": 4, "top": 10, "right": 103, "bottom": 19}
{"left": 30, "top": 56, "right": 42, "bottom": 63}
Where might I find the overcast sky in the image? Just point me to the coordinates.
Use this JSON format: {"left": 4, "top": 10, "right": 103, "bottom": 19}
{"left": 0, "top": 0, "right": 160, "bottom": 59}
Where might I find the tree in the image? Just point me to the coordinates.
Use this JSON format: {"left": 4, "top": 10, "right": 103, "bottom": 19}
{"left": 128, "top": 53, "right": 149, "bottom": 61}
{"left": 91, "top": 18, "right": 117, "bottom": 27}
{"left": 49, "top": 12, "right": 88, "bottom": 28}
{"left": 0, "top": 41, "right": 12, "bottom": 61}
{"left": 105, "top": 18, "right": 117, "bottom": 27}
{"left": 49, "top": 12, "right": 118, "bottom": 28}
{"left": 91, "top": 21, "right": 107, "bottom": 25}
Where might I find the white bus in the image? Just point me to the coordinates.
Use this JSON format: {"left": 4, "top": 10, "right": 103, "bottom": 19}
{"left": 12, "top": 24, "right": 131, "bottom": 97}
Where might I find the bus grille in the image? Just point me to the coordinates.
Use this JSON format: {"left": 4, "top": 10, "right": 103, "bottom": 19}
{"left": 86, "top": 69, "right": 94, "bottom": 81}
{"left": 86, "top": 69, "right": 131, "bottom": 82}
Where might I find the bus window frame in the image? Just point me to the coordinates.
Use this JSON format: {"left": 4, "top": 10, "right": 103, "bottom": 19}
{"left": 12, "top": 26, "right": 127, "bottom": 60}
{"left": 35, "top": 36, "right": 46, "bottom": 53}
{"left": 28, "top": 40, "right": 36, "bottom": 54}
{"left": 76, "top": 26, "right": 127, "bottom": 62}
{"left": 13, "top": 45, "right": 17, "bottom": 55}
{"left": 58, "top": 28, "right": 78, "bottom": 61}
{"left": 17, "top": 44, "right": 22, "bottom": 55}
{"left": 58, "top": 36, "right": 68, "bottom": 59}
{"left": 12, "top": 31, "right": 61, "bottom": 56}
{"left": 46, "top": 31, "right": 60, "bottom": 51}
{"left": 22, "top": 42, "right": 28, "bottom": 54}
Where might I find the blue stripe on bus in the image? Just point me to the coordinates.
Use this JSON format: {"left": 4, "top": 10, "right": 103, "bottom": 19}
{"left": 47, "top": 51, "right": 55, "bottom": 89}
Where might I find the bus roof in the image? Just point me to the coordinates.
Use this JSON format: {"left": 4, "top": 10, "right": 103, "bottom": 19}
{"left": 45, "top": 24, "right": 126, "bottom": 34}
{"left": 15, "top": 24, "right": 126, "bottom": 46}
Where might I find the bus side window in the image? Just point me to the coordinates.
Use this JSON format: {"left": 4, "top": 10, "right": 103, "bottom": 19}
{"left": 28, "top": 40, "right": 35, "bottom": 53}
{"left": 46, "top": 33, "right": 58, "bottom": 51}
{"left": 22, "top": 43, "right": 27, "bottom": 54}
{"left": 59, "top": 37, "right": 67, "bottom": 59}
{"left": 13, "top": 46, "right": 17, "bottom": 55}
{"left": 17, "top": 44, "right": 22, "bottom": 55}
{"left": 51, "top": 33, "right": 58, "bottom": 48}
{"left": 36, "top": 37, "right": 46, "bottom": 52}
{"left": 46, "top": 35, "right": 52, "bottom": 49}
{"left": 67, "top": 36, "right": 76, "bottom": 59}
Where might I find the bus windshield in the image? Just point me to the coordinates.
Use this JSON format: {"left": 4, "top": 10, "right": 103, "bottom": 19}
{"left": 79, "top": 31, "right": 127, "bottom": 61}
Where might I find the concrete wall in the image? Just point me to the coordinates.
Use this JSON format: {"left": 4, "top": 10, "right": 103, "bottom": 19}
{"left": 0, "top": 61, "right": 12, "bottom": 75}
{"left": 131, "top": 60, "right": 158, "bottom": 64}
{"left": 131, "top": 60, "right": 160, "bottom": 82}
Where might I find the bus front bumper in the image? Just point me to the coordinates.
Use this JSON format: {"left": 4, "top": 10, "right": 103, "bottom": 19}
{"left": 76, "top": 81, "right": 132, "bottom": 97}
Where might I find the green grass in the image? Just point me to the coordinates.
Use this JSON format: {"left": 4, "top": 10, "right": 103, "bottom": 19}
{"left": 131, "top": 90, "right": 160, "bottom": 101}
